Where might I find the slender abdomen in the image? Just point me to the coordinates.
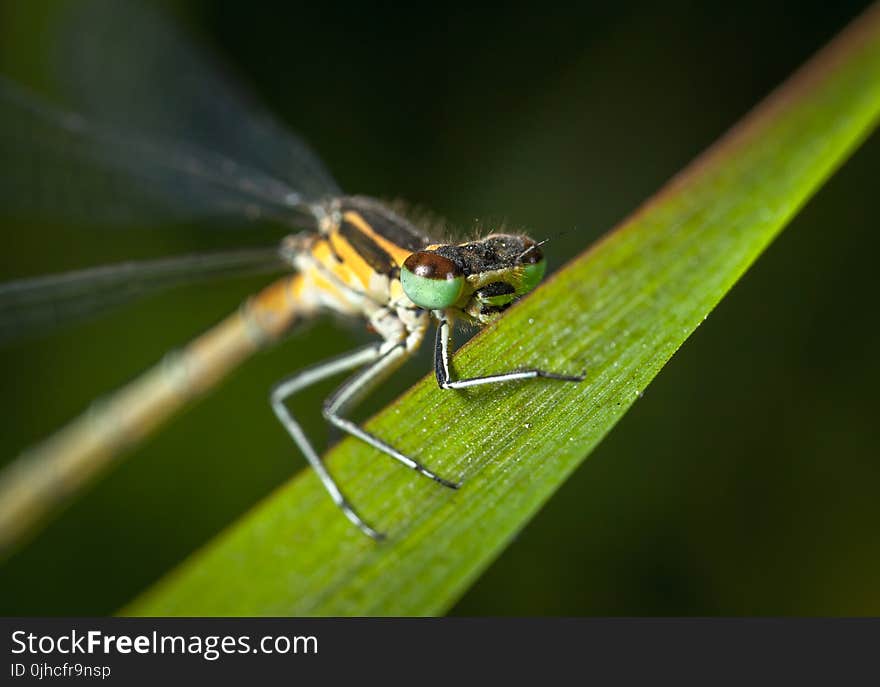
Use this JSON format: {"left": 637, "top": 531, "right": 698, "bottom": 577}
{"left": 0, "top": 274, "right": 310, "bottom": 556}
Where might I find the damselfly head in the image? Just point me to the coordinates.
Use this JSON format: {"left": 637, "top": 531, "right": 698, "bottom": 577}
{"left": 400, "top": 234, "right": 546, "bottom": 323}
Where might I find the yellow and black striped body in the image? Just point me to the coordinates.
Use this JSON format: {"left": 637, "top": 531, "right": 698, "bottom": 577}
{"left": 284, "top": 197, "right": 434, "bottom": 324}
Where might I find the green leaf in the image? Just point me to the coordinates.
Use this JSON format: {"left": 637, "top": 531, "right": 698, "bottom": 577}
{"left": 126, "top": 6, "right": 880, "bottom": 616}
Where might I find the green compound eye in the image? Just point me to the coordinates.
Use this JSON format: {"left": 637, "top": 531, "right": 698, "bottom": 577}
{"left": 401, "top": 252, "right": 465, "bottom": 310}
{"left": 518, "top": 258, "right": 546, "bottom": 295}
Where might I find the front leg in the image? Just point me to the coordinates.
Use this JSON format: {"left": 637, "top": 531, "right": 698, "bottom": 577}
{"left": 433, "top": 313, "right": 584, "bottom": 390}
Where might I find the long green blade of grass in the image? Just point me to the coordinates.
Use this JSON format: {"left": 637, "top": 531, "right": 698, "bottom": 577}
{"left": 127, "top": 5, "right": 880, "bottom": 616}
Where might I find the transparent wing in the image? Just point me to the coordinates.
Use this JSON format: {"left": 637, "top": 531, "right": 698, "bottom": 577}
{"left": 0, "top": 0, "right": 339, "bottom": 341}
{"left": 0, "top": 77, "right": 324, "bottom": 227}
{"left": 51, "top": 0, "right": 341, "bottom": 204}
{"left": 0, "top": 0, "right": 343, "bottom": 228}
{"left": 0, "top": 248, "right": 288, "bottom": 344}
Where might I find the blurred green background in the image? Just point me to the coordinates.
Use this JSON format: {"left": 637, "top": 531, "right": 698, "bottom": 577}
{"left": 1, "top": 0, "right": 878, "bottom": 615}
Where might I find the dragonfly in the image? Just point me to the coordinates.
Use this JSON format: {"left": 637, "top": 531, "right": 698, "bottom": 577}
{"left": 0, "top": 1, "right": 583, "bottom": 549}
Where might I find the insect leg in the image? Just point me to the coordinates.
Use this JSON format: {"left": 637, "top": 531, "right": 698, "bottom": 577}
{"left": 322, "top": 343, "right": 461, "bottom": 491}
{"left": 433, "top": 314, "right": 585, "bottom": 389}
{"left": 270, "top": 343, "right": 385, "bottom": 540}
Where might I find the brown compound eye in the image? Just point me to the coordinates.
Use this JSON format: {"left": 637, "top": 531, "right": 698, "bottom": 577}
{"left": 519, "top": 239, "right": 544, "bottom": 265}
{"left": 401, "top": 252, "right": 465, "bottom": 309}
{"left": 402, "top": 252, "right": 463, "bottom": 280}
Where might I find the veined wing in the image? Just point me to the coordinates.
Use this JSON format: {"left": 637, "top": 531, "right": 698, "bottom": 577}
{"left": 0, "top": 77, "right": 325, "bottom": 228}
{"left": 0, "top": 248, "right": 288, "bottom": 344}
{"left": 51, "top": 0, "right": 341, "bottom": 205}
{"left": 0, "top": 0, "right": 342, "bottom": 228}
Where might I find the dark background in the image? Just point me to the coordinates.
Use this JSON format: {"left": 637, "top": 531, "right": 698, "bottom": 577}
{"left": 0, "top": 0, "right": 877, "bottom": 615}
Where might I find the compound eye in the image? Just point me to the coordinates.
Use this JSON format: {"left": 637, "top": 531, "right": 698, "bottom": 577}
{"left": 519, "top": 258, "right": 546, "bottom": 295}
{"left": 517, "top": 241, "right": 547, "bottom": 295}
{"left": 401, "top": 252, "right": 465, "bottom": 310}
{"left": 519, "top": 240, "right": 544, "bottom": 265}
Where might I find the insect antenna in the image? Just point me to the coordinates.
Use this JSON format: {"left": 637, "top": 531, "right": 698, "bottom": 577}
{"left": 517, "top": 238, "right": 549, "bottom": 262}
